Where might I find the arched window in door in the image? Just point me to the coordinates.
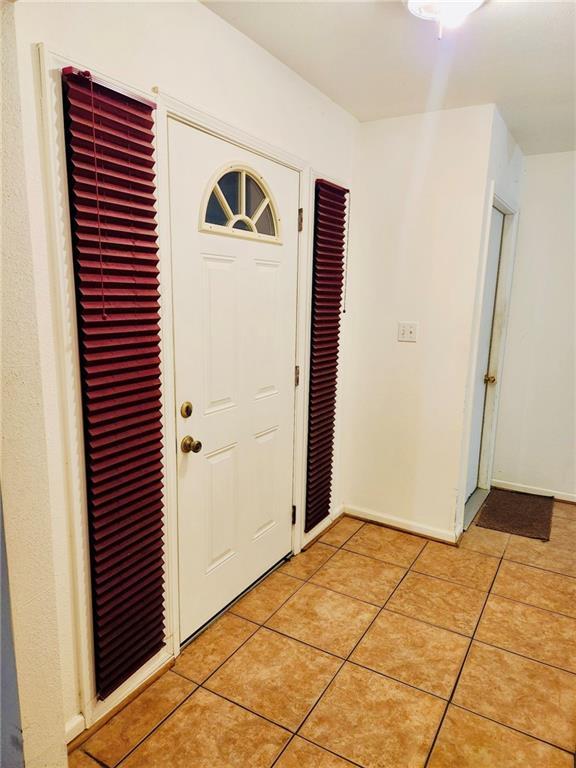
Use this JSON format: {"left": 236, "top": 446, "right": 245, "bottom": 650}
{"left": 202, "top": 167, "right": 281, "bottom": 242}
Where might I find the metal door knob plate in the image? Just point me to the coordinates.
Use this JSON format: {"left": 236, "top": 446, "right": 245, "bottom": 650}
{"left": 181, "top": 436, "right": 202, "bottom": 454}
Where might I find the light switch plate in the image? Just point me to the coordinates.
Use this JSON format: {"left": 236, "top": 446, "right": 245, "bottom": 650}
{"left": 398, "top": 321, "right": 418, "bottom": 342}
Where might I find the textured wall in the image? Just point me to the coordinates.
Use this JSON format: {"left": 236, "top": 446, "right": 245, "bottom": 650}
{"left": 493, "top": 152, "right": 576, "bottom": 500}
{"left": 1, "top": 5, "right": 68, "bottom": 767}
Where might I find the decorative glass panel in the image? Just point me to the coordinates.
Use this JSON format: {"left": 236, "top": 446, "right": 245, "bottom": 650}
{"left": 202, "top": 167, "right": 279, "bottom": 241}
{"left": 246, "top": 175, "right": 265, "bottom": 218}
{"left": 255, "top": 204, "right": 275, "bottom": 236}
{"left": 219, "top": 171, "right": 240, "bottom": 214}
{"left": 206, "top": 192, "right": 228, "bottom": 227}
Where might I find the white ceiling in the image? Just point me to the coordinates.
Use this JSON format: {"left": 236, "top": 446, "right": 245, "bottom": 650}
{"left": 205, "top": 0, "right": 575, "bottom": 154}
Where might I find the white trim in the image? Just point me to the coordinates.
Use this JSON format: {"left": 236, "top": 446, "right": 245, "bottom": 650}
{"left": 343, "top": 504, "right": 458, "bottom": 544}
{"left": 154, "top": 102, "right": 180, "bottom": 664}
{"left": 296, "top": 170, "right": 351, "bottom": 550}
{"left": 37, "top": 46, "right": 344, "bottom": 741}
{"left": 491, "top": 480, "right": 576, "bottom": 504}
{"left": 463, "top": 487, "right": 489, "bottom": 530}
{"left": 38, "top": 44, "right": 96, "bottom": 732}
{"left": 65, "top": 714, "right": 86, "bottom": 744}
{"left": 456, "top": 180, "right": 520, "bottom": 535}
{"left": 291, "top": 169, "right": 313, "bottom": 554}
{"left": 477, "top": 197, "right": 519, "bottom": 491}
{"left": 153, "top": 89, "right": 307, "bottom": 173}
{"left": 38, "top": 45, "right": 177, "bottom": 734}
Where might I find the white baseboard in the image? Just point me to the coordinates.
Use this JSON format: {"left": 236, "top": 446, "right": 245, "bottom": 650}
{"left": 65, "top": 713, "right": 86, "bottom": 744}
{"left": 491, "top": 480, "right": 576, "bottom": 503}
{"left": 302, "top": 505, "right": 345, "bottom": 547}
{"left": 342, "top": 504, "right": 457, "bottom": 544}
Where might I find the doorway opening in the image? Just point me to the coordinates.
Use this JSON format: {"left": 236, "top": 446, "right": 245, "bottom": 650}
{"left": 464, "top": 205, "right": 508, "bottom": 529}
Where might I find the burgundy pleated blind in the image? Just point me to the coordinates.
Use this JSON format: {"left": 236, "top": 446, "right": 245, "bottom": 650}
{"left": 62, "top": 69, "right": 165, "bottom": 699}
{"left": 305, "top": 180, "right": 349, "bottom": 533}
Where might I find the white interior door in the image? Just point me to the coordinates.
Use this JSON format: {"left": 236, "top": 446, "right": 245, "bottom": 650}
{"left": 168, "top": 118, "right": 300, "bottom": 641}
{"left": 466, "top": 207, "right": 505, "bottom": 500}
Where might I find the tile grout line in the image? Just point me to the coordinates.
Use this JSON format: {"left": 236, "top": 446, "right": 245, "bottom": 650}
{"left": 422, "top": 515, "right": 576, "bottom": 766}
{"left": 422, "top": 544, "right": 505, "bottom": 767}
{"left": 102, "top": 686, "right": 200, "bottom": 768}
{"left": 458, "top": 637, "right": 576, "bottom": 678}
{"left": 488, "top": 587, "right": 576, "bottom": 621}
{"left": 449, "top": 702, "right": 576, "bottom": 756}
{"left": 101, "top": 557, "right": 316, "bottom": 767}
{"left": 287, "top": 539, "right": 431, "bottom": 758}
{"left": 108, "top": 540, "right": 348, "bottom": 768}
{"left": 501, "top": 553, "right": 576, "bottom": 581}
{"left": 201, "top": 537, "right": 354, "bottom": 767}
{"left": 79, "top": 513, "right": 574, "bottom": 767}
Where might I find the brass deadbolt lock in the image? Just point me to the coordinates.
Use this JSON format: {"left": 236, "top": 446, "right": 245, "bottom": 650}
{"left": 181, "top": 435, "right": 202, "bottom": 454}
{"left": 180, "top": 401, "right": 193, "bottom": 418}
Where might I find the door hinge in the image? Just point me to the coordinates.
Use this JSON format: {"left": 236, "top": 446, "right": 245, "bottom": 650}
{"left": 292, "top": 505, "right": 297, "bottom": 525}
{"left": 298, "top": 207, "right": 303, "bottom": 232}
{"left": 295, "top": 365, "right": 300, "bottom": 387}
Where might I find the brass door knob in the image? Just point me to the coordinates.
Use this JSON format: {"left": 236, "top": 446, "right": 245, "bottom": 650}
{"left": 181, "top": 436, "right": 203, "bottom": 454}
{"left": 484, "top": 374, "right": 496, "bottom": 384}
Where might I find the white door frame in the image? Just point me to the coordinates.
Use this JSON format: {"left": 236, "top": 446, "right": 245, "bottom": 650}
{"left": 477, "top": 195, "right": 519, "bottom": 492}
{"left": 37, "top": 45, "right": 344, "bottom": 738}
{"left": 457, "top": 183, "right": 519, "bottom": 535}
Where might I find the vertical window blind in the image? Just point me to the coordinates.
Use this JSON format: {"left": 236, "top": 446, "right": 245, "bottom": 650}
{"left": 305, "top": 180, "right": 349, "bottom": 533}
{"left": 62, "top": 68, "right": 165, "bottom": 698}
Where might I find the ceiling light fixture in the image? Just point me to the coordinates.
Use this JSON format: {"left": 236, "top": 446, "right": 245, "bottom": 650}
{"left": 405, "top": 1, "right": 486, "bottom": 38}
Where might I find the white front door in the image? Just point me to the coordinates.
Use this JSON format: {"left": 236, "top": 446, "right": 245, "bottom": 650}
{"left": 168, "top": 118, "right": 300, "bottom": 641}
{"left": 466, "top": 207, "right": 505, "bottom": 500}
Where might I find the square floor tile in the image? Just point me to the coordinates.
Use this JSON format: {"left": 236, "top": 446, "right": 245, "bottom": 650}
{"left": 343, "top": 523, "right": 426, "bottom": 567}
{"left": 504, "top": 536, "right": 576, "bottom": 578}
{"left": 300, "top": 662, "right": 446, "bottom": 768}
{"left": 413, "top": 542, "right": 499, "bottom": 590}
{"left": 310, "top": 549, "right": 406, "bottom": 606}
{"left": 428, "top": 705, "right": 573, "bottom": 768}
{"left": 319, "top": 517, "right": 365, "bottom": 548}
{"left": 121, "top": 688, "right": 290, "bottom": 768}
{"left": 205, "top": 628, "right": 341, "bottom": 731}
{"left": 453, "top": 642, "right": 576, "bottom": 751}
{"left": 266, "top": 583, "right": 378, "bottom": 657}
{"left": 68, "top": 752, "right": 101, "bottom": 768}
{"left": 351, "top": 611, "right": 469, "bottom": 698}
{"left": 549, "top": 516, "right": 576, "bottom": 544}
{"left": 475, "top": 595, "right": 576, "bottom": 673}
{"left": 83, "top": 671, "right": 195, "bottom": 766}
{"left": 275, "top": 737, "right": 356, "bottom": 767}
{"left": 459, "top": 524, "right": 509, "bottom": 557}
{"left": 280, "top": 543, "right": 337, "bottom": 580}
{"left": 173, "top": 613, "right": 258, "bottom": 683}
{"left": 229, "top": 571, "right": 302, "bottom": 624}
{"left": 385, "top": 571, "right": 486, "bottom": 636}
{"left": 492, "top": 560, "right": 576, "bottom": 619}
{"left": 553, "top": 502, "right": 576, "bottom": 521}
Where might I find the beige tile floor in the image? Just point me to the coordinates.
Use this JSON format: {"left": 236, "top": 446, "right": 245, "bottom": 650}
{"left": 69, "top": 504, "right": 576, "bottom": 768}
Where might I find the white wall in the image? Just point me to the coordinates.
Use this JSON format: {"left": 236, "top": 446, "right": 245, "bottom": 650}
{"left": 338, "top": 105, "right": 522, "bottom": 541}
{"left": 3, "top": 3, "right": 357, "bottom": 766}
{"left": 492, "top": 152, "right": 576, "bottom": 501}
